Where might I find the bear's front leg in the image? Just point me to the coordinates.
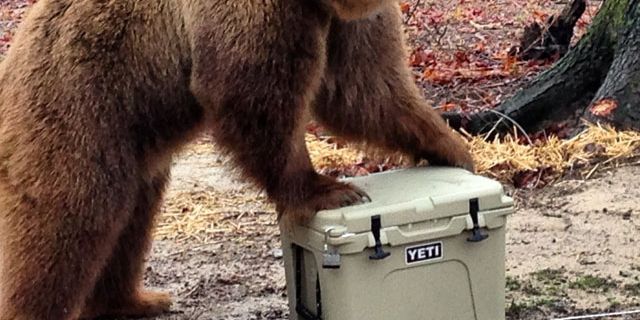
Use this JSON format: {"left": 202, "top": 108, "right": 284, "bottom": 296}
{"left": 187, "top": 0, "right": 369, "bottom": 226}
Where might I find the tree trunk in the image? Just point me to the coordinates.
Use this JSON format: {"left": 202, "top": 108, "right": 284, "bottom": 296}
{"left": 514, "top": 0, "right": 586, "bottom": 60}
{"left": 447, "top": 0, "right": 639, "bottom": 136}
{"left": 585, "top": 0, "right": 640, "bottom": 128}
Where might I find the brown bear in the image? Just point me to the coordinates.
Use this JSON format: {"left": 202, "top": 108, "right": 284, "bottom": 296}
{"left": 0, "top": 0, "right": 474, "bottom": 319}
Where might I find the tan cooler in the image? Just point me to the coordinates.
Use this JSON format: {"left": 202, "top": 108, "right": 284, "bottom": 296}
{"left": 280, "top": 167, "right": 514, "bottom": 320}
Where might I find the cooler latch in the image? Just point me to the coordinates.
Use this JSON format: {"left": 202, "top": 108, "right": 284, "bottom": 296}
{"left": 322, "top": 227, "right": 341, "bottom": 269}
{"left": 369, "top": 215, "right": 391, "bottom": 260}
{"left": 467, "top": 198, "right": 489, "bottom": 242}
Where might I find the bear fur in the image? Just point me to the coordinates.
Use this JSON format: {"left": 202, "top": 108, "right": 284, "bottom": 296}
{"left": 0, "top": 0, "right": 473, "bottom": 318}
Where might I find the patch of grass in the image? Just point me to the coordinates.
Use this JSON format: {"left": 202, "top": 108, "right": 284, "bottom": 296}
{"left": 531, "top": 297, "right": 560, "bottom": 308}
{"left": 507, "top": 270, "right": 578, "bottom": 318}
{"left": 506, "top": 276, "right": 521, "bottom": 291}
{"left": 569, "top": 275, "right": 617, "bottom": 292}
{"left": 607, "top": 297, "right": 622, "bottom": 310}
{"left": 506, "top": 300, "right": 532, "bottom": 318}
{"left": 506, "top": 297, "right": 563, "bottom": 318}
{"left": 607, "top": 296, "right": 621, "bottom": 309}
{"left": 545, "top": 283, "right": 565, "bottom": 296}
{"left": 624, "top": 282, "right": 640, "bottom": 296}
{"left": 533, "top": 268, "right": 567, "bottom": 284}
{"left": 521, "top": 281, "right": 543, "bottom": 296}
{"left": 533, "top": 268, "right": 568, "bottom": 296}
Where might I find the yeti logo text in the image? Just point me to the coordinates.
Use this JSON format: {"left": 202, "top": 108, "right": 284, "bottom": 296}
{"left": 405, "top": 242, "right": 443, "bottom": 265}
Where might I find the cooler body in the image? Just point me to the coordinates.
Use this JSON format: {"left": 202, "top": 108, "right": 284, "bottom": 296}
{"left": 280, "top": 167, "right": 514, "bottom": 320}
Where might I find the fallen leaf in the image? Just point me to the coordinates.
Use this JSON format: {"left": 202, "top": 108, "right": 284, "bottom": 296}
{"left": 590, "top": 99, "right": 618, "bottom": 117}
{"left": 438, "top": 102, "right": 458, "bottom": 112}
{"left": 400, "top": 2, "right": 411, "bottom": 13}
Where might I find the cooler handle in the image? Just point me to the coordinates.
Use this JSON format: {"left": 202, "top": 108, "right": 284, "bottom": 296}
{"left": 294, "top": 245, "right": 323, "bottom": 320}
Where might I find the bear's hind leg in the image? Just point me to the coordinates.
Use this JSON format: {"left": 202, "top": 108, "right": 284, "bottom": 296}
{"left": 81, "top": 171, "right": 172, "bottom": 319}
{"left": 0, "top": 164, "right": 137, "bottom": 320}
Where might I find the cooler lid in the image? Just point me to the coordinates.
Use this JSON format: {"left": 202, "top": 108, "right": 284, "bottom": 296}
{"left": 306, "top": 167, "right": 513, "bottom": 235}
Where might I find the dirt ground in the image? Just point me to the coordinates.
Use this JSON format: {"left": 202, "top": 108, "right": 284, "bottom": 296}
{"left": 2, "top": 0, "right": 638, "bottom": 319}
{"left": 147, "top": 146, "right": 288, "bottom": 320}
{"left": 139, "top": 147, "right": 640, "bottom": 320}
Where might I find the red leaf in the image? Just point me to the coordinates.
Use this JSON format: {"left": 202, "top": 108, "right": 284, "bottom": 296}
{"left": 409, "top": 49, "right": 436, "bottom": 67}
{"left": 438, "top": 103, "right": 458, "bottom": 112}
{"left": 423, "top": 67, "right": 454, "bottom": 84}
{"left": 590, "top": 99, "right": 618, "bottom": 117}
{"left": 400, "top": 2, "right": 411, "bottom": 13}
